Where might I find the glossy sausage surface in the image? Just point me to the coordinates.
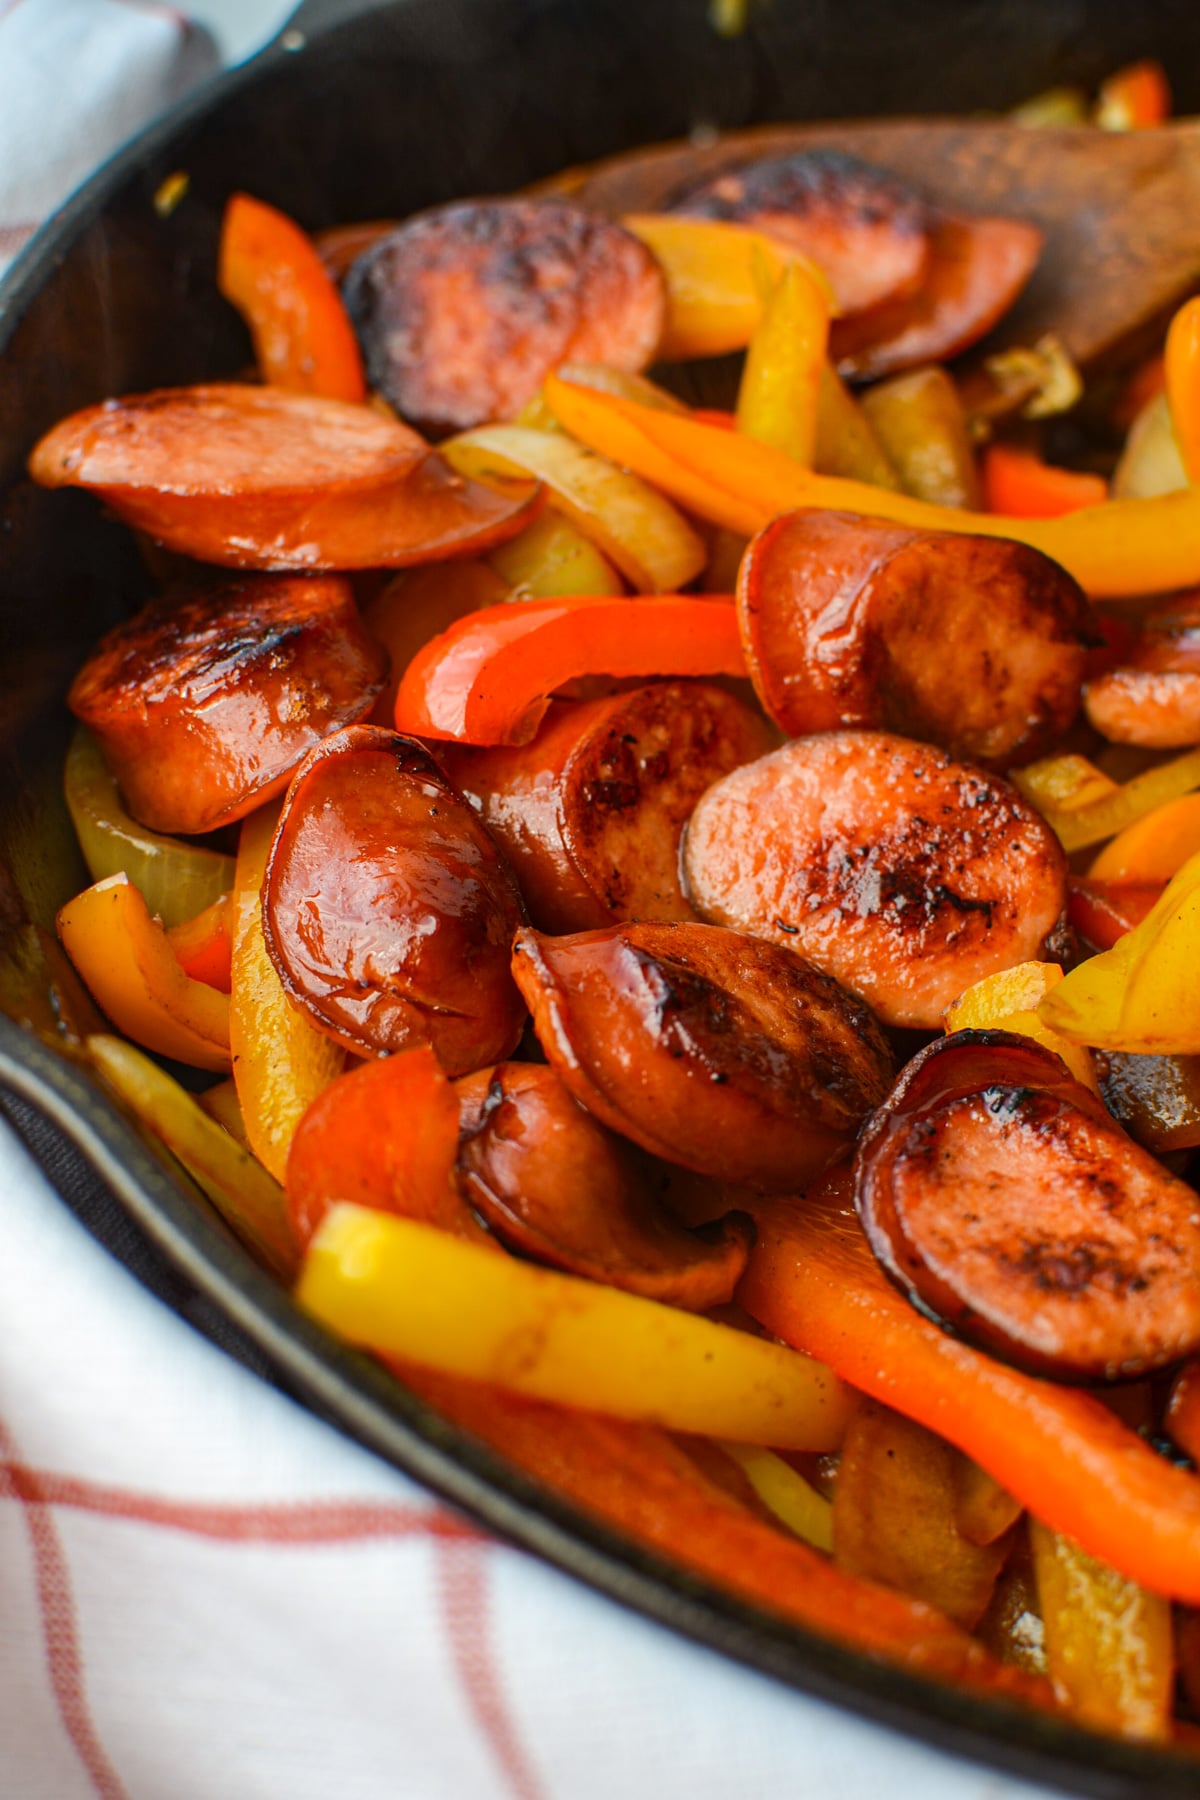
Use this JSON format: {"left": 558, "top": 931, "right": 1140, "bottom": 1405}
{"left": 442, "top": 681, "right": 775, "bottom": 932}
{"left": 1085, "top": 589, "right": 1200, "bottom": 747}
{"left": 738, "top": 509, "right": 1093, "bottom": 766}
{"left": 263, "top": 725, "right": 526, "bottom": 1072}
{"left": 344, "top": 200, "right": 665, "bottom": 434}
{"left": 68, "top": 575, "right": 386, "bottom": 834}
{"left": 455, "top": 1061, "right": 753, "bottom": 1308}
{"left": 855, "top": 1030, "right": 1200, "bottom": 1381}
{"left": 511, "top": 920, "right": 893, "bottom": 1191}
{"left": 683, "top": 731, "right": 1067, "bottom": 1029}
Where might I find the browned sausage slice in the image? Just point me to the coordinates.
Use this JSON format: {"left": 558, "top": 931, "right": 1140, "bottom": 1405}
{"left": 855, "top": 1029, "right": 1200, "bottom": 1381}
{"left": 738, "top": 509, "right": 1094, "bottom": 767}
{"left": 670, "top": 149, "right": 931, "bottom": 316}
{"left": 510, "top": 920, "right": 892, "bottom": 1192}
{"left": 682, "top": 732, "right": 1067, "bottom": 1030}
{"left": 1085, "top": 589, "right": 1200, "bottom": 747}
{"left": 263, "top": 724, "right": 526, "bottom": 1073}
{"left": 68, "top": 575, "right": 386, "bottom": 835}
{"left": 442, "top": 681, "right": 775, "bottom": 932}
{"left": 455, "top": 1062, "right": 753, "bottom": 1309}
{"left": 344, "top": 200, "right": 666, "bottom": 434}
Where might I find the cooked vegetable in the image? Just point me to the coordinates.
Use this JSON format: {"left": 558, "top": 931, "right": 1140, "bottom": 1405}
{"left": 1088, "top": 793, "right": 1200, "bottom": 883}
{"left": 1095, "top": 59, "right": 1172, "bottom": 132}
{"left": 343, "top": 199, "right": 665, "bottom": 432}
{"left": 511, "top": 920, "right": 893, "bottom": 1191}
{"left": 855, "top": 1030, "right": 1200, "bottom": 1380}
{"left": 814, "top": 363, "right": 902, "bottom": 488}
{"left": 362, "top": 559, "right": 509, "bottom": 722}
{"left": 166, "top": 894, "right": 232, "bottom": 993}
{"left": 734, "top": 257, "right": 831, "bottom": 465}
{"left": 1085, "top": 591, "right": 1200, "bottom": 748}
{"left": 719, "top": 1443, "right": 834, "bottom": 1551}
{"left": 1165, "top": 294, "right": 1200, "bottom": 482}
{"left": 441, "top": 682, "right": 773, "bottom": 932}
{"left": 393, "top": 596, "right": 746, "bottom": 746}
{"left": 68, "top": 575, "right": 386, "bottom": 835}
{"left": 1112, "top": 390, "right": 1187, "bottom": 499}
{"left": 488, "top": 510, "right": 623, "bottom": 598}
{"left": 1101, "top": 1050, "right": 1200, "bottom": 1154}
{"left": 736, "top": 509, "right": 1093, "bottom": 764}
{"left": 1015, "top": 745, "right": 1200, "bottom": 854}
{"left": 617, "top": 214, "right": 798, "bottom": 359}
{"left": 942, "top": 960, "right": 1097, "bottom": 1093}
{"left": 683, "top": 732, "right": 1067, "bottom": 1029}
{"left": 981, "top": 445, "right": 1107, "bottom": 518}
{"left": 859, "top": 366, "right": 980, "bottom": 509}
{"left": 262, "top": 725, "right": 526, "bottom": 1071}
{"left": 1068, "top": 878, "right": 1163, "bottom": 952}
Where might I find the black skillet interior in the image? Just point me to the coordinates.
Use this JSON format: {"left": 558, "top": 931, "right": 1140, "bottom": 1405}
{"left": 2, "top": 1, "right": 1200, "bottom": 1791}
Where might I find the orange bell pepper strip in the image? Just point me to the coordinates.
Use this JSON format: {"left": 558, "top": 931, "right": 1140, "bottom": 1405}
{"left": 229, "top": 803, "right": 344, "bottom": 1181}
{"left": 218, "top": 193, "right": 366, "bottom": 403}
{"left": 735, "top": 257, "right": 830, "bottom": 466}
{"left": 1165, "top": 295, "right": 1200, "bottom": 484}
{"left": 1067, "top": 877, "right": 1163, "bottom": 951}
{"left": 544, "top": 371, "right": 1200, "bottom": 597}
{"left": 393, "top": 596, "right": 746, "bottom": 745}
{"left": 56, "top": 873, "right": 230, "bottom": 1073}
{"left": 397, "top": 1366, "right": 1052, "bottom": 1703}
{"left": 981, "top": 444, "right": 1107, "bottom": 518}
{"left": 1088, "top": 792, "right": 1200, "bottom": 885}
{"left": 1013, "top": 746, "right": 1200, "bottom": 854}
{"left": 737, "top": 1180, "right": 1200, "bottom": 1603}
{"left": 167, "top": 893, "right": 233, "bottom": 994}
{"left": 1095, "top": 59, "right": 1172, "bottom": 131}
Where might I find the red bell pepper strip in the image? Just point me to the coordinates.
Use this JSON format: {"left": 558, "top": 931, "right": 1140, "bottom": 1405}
{"left": 737, "top": 1176, "right": 1200, "bottom": 1603}
{"left": 218, "top": 193, "right": 366, "bottom": 403}
{"left": 393, "top": 596, "right": 745, "bottom": 745}
{"left": 1095, "top": 60, "right": 1172, "bottom": 131}
{"left": 167, "top": 894, "right": 233, "bottom": 993}
{"left": 981, "top": 445, "right": 1108, "bottom": 519}
{"left": 1067, "top": 878, "right": 1164, "bottom": 951}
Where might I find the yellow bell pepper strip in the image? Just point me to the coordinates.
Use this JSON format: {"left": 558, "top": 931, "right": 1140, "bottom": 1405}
{"left": 56, "top": 874, "right": 231, "bottom": 1073}
{"left": 64, "top": 728, "right": 234, "bottom": 930}
{"left": 719, "top": 1442, "right": 834, "bottom": 1551}
{"left": 738, "top": 1184, "right": 1200, "bottom": 1603}
{"left": 1013, "top": 747, "right": 1200, "bottom": 854}
{"left": 488, "top": 510, "right": 623, "bottom": 598}
{"left": 1011, "top": 752, "right": 1119, "bottom": 818}
{"left": 735, "top": 257, "right": 830, "bottom": 466}
{"left": 86, "top": 1034, "right": 298, "bottom": 1280}
{"left": 1165, "top": 294, "right": 1200, "bottom": 484}
{"left": 814, "top": 363, "right": 902, "bottom": 489}
{"left": 297, "top": 1202, "right": 853, "bottom": 1450}
{"left": 944, "top": 962, "right": 1098, "bottom": 1093}
{"left": 1030, "top": 1520, "right": 1174, "bottom": 1741}
{"left": 1040, "top": 848, "right": 1200, "bottom": 1054}
{"left": 1089, "top": 793, "right": 1200, "bottom": 885}
{"left": 441, "top": 424, "right": 705, "bottom": 593}
{"left": 229, "top": 803, "right": 344, "bottom": 1181}
{"left": 543, "top": 373, "right": 1200, "bottom": 599}
{"left": 618, "top": 214, "right": 806, "bottom": 360}
{"left": 861, "top": 366, "right": 982, "bottom": 510}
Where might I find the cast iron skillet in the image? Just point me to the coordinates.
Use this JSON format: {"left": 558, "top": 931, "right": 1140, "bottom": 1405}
{"left": 3, "top": 2, "right": 1200, "bottom": 1791}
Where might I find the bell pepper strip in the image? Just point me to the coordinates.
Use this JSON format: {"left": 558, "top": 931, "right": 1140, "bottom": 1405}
{"left": 543, "top": 373, "right": 1200, "bottom": 598}
{"left": 1088, "top": 793, "right": 1200, "bottom": 885}
{"left": 64, "top": 728, "right": 234, "bottom": 931}
{"left": 86, "top": 1034, "right": 297, "bottom": 1280}
{"left": 737, "top": 1183, "right": 1200, "bottom": 1603}
{"left": 440, "top": 424, "right": 704, "bottom": 593}
{"left": 735, "top": 257, "right": 830, "bottom": 466}
{"left": 363, "top": 559, "right": 509, "bottom": 725}
{"left": 296, "top": 1202, "right": 853, "bottom": 1451}
{"left": 167, "top": 894, "right": 233, "bottom": 994}
{"left": 1166, "top": 1361, "right": 1200, "bottom": 1463}
{"left": 815, "top": 363, "right": 902, "bottom": 489}
{"left": 1040, "top": 849, "right": 1200, "bottom": 1054}
{"left": 860, "top": 367, "right": 981, "bottom": 510}
{"left": 1095, "top": 59, "right": 1172, "bottom": 131}
{"left": 555, "top": 361, "right": 691, "bottom": 416}
{"left": 229, "top": 803, "right": 344, "bottom": 1181}
{"left": 217, "top": 193, "right": 366, "bottom": 403}
{"left": 1165, "top": 295, "right": 1200, "bottom": 485}
{"left": 1029, "top": 1520, "right": 1174, "bottom": 1741}
{"left": 1013, "top": 747, "right": 1200, "bottom": 855}
{"left": 1010, "top": 752, "right": 1119, "bottom": 817}
{"left": 981, "top": 446, "right": 1107, "bottom": 518}
{"left": 394, "top": 596, "right": 745, "bottom": 746}
{"left": 1067, "top": 878, "right": 1163, "bottom": 952}
{"left": 488, "top": 510, "right": 623, "bottom": 599}
{"left": 56, "top": 874, "right": 231, "bottom": 1073}
{"left": 719, "top": 1442, "right": 834, "bottom": 1552}
{"left": 284, "top": 1046, "right": 479, "bottom": 1250}
{"left": 398, "top": 1366, "right": 1052, "bottom": 1701}
{"left": 618, "top": 215, "right": 814, "bottom": 360}
{"left": 943, "top": 962, "right": 1098, "bottom": 1094}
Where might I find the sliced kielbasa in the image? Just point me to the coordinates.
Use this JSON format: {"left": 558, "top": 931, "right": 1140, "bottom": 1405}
{"left": 682, "top": 731, "right": 1067, "bottom": 1030}
{"left": 1085, "top": 589, "right": 1200, "bottom": 747}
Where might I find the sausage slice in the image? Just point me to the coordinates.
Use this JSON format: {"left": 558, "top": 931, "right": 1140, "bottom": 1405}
{"left": 855, "top": 1029, "right": 1200, "bottom": 1381}
{"left": 511, "top": 920, "right": 892, "bottom": 1191}
{"left": 263, "top": 725, "right": 526, "bottom": 1073}
{"left": 670, "top": 149, "right": 931, "bottom": 317}
{"left": 1085, "top": 589, "right": 1200, "bottom": 747}
{"left": 455, "top": 1061, "right": 753, "bottom": 1309}
{"left": 344, "top": 199, "right": 666, "bottom": 434}
{"left": 738, "top": 509, "right": 1094, "bottom": 766}
{"left": 442, "top": 681, "right": 775, "bottom": 932}
{"left": 682, "top": 732, "right": 1067, "bottom": 1029}
{"left": 68, "top": 575, "right": 386, "bottom": 834}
